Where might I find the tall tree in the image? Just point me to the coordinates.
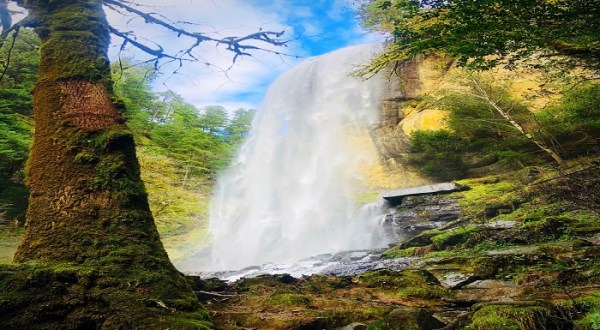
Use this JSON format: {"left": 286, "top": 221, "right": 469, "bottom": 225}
{"left": 0, "top": 0, "right": 285, "bottom": 326}
{"left": 226, "top": 108, "right": 255, "bottom": 144}
{"left": 0, "top": 0, "right": 283, "bottom": 259}
{"left": 199, "top": 105, "right": 228, "bottom": 135}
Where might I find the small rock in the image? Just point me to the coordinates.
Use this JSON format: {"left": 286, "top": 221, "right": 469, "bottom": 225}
{"left": 484, "top": 220, "right": 518, "bottom": 229}
{"left": 584, "top": 234, "right": 600, "bottom": 246}
{"left": 387, "top": 307, "right": 446, "bottom": 329}
{"left": 340, "top": 322, "right": 367, "bottom": 330}
{"left": 486, "top": 246, "right": 539, "bottom": 255}
{"left": 456, "top": 280, "right": 525, "bottom": 302}
{"left": 433, "top": 271, "right": 476, "bottom": 289}
{"left": 463, "top": 280, "right": 519, "bottom": 289}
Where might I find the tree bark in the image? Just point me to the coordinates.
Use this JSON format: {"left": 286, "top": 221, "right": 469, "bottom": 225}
{"left": 13, "top": 0, "right": 182, "bottom": 280}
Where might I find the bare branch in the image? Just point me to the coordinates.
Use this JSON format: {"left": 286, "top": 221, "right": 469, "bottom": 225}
{"left": 0, "top": 25, "right": 18, "bottom": 83}
{"left": 103, "top": 0, "right": 291, "bottom": 64}
{"left": 0, "top": 14, "right": 40, "bottom": 42}
{"left": 109, "top": 25, "right": 179, "bottom": 61}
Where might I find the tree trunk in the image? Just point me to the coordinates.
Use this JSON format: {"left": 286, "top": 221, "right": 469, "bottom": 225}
{"left": 13, "top": 0, "right": 183, "bottom": 283}
{"left": 470, "top": 78, "right": 566, "bottom": 167}
{"left": 0, "top": 2, "right": 213, "bottom": 327}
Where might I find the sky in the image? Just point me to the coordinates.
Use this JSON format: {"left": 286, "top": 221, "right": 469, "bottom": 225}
{"left": 103, "top": 0, "right": 384, "bottom": 112}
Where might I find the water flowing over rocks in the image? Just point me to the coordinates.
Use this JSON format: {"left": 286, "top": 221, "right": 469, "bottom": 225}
{"left": 191, "top": 183, "right": 467, "bottom": 281}
{"left": 182, "top": 45, "right": 600, "bottom": 329}
{"left": 201, "top": 44, "right": 388, "bottom": 271}
{"left": 193, "top": 249, "right": 411, "bottom": 282}
{"left": 381, "top": 183, "right": 464, "bottom": 243}
{"left": 188, "top": 170, "right": 600, "bottom": 329}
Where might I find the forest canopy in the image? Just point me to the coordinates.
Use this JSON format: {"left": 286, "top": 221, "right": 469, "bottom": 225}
{"left": 358, "top": 0, "right": 600, "bottom": 74}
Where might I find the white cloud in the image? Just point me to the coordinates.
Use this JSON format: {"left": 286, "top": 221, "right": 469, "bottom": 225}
{"left": 106, "top": 0, "right": 304, "bottom": 110}
{"left": 105, "top": 0, "right": 376, "bottom": 110}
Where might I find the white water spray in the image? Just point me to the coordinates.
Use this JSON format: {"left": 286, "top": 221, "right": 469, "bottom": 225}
{"left": 205, "top": 45, "right": 388, "bottom": 271}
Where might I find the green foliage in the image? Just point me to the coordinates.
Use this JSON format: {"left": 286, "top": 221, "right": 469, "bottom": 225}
{"left": 0, "top": 29, "right": 39, "bottom": 116}
{"left": 538, "top": 82, "right": 600, "bottom": 143}
{"left": 198, "top": 105, "right": 228, "bottom": 135}
{"left": 358, "top": 0, "right": 600, "bottom": 74}
{"left": 0, "top": 113, "right": 31, "bottom": 174}
{"left": 112, "top": 62, "right": 255, "bottom": 186}
{"left": 403, "top": 75, "right": 600, "bottom": 179}
{"left": 576, "top": 291, "right": 600, "bottom": 329}
{"left": 112, "top": 60, "right": 160, "bottom": 134}
{"left": 108, "top": 63, "right": 255, "bottom": 256}
{"left": 0, "top": 29, "right": 39, "bottom": 223}
{"left": 405, "top": 129, "right": 467, "bottom": 180}
{"left": 226, "top": 107, "right": 255, "bottom": 144}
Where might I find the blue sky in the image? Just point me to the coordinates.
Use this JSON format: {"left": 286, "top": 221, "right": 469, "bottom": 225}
{"left": 105, "top": 0, "right": 383, "bottom": 112}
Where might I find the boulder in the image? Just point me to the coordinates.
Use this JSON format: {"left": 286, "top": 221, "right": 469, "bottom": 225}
{"left": 385, "top": 306, "right": 446, "bottom": 329}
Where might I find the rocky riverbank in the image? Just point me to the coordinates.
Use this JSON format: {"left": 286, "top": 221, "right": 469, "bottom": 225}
{"left": 191, "top": 162, "right": 600, "bottom": 329}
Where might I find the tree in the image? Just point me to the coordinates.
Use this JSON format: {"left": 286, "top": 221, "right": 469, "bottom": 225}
{"left": 0, "top": 0, "right": 285, "bottom": 326}
{"left": 199, "top": 105, "right": 228, "bottom": 135}
{"left": 459, "top": 76, "right": 565, "bottom": 166}
{"left": 151, "top": 98, "right": 228, "bottom": 184}
{"left": 225, "top": 108, "right": 255, "bottom": 144}
{"left": 0, "top": 29, "right": 37, "bottom": 223}
{"left": 357, "top": 0, "right": 600, "bottom": 74}
{"left": 112, "top": 59, "right": 161, "bottom": 133}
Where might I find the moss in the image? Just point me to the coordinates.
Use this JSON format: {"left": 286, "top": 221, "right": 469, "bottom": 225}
{"left": 431, "top": 225, "right": 481, "bottom": 250}
{"left": 73, "top": 151, "right": 99, "bottom": 164}
{"left": 38, "top": 1, "right": 112, "bottom": 84}
{"left": 466, "top": 304, "right": 573, "bottom": 330}
{"left": 269, "top": 293, "right": 311, "bottom": 306}
{"left": 95, "top": 128, "right": 134, "bottom": 151}
{"left": 395, "top": 286, "right": 448, "bottom": 299}
{"left": 0, "top": 262, "right": 212, "bottom": 329}
{"left": 467, "top": 307, "right": 520, "bottom": 330}
{"left": 574, "top": 291, "right": 600, "bottom": 329}
{"left": 455, "top": 175, "right": 524, "bottom": 219}
{"left": 382, "top": 246, "right": 421, "bottom": 258}
{"left": 360, "top": 269, "right": 410, "bottom": 288}
{"left": 359, "top": 269, "right": 449, "bottom": 300}
{"left": 398, "top": 229, "right": 440, "bottom": 249}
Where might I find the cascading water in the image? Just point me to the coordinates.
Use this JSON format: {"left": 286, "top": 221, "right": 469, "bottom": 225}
{"left": 204, "top": 44, "right": 390, "bottom": 271}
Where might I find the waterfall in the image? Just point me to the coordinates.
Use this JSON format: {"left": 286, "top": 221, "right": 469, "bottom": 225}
{"left": 205, "top": 44, "right": 388, "bottom": 271}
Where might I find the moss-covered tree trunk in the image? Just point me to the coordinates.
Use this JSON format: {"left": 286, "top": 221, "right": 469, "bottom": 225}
{"left": 12, "top": 0, "right": 193, "bottom": 299}
{"left": 0, "top": 2, "right": 213, "bottom": 327}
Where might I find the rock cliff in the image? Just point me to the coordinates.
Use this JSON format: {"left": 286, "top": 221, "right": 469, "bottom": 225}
{"left": 366, "top": 56, "right": 565, "bottom": 189}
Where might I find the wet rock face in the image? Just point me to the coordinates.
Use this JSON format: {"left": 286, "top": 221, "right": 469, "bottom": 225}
{"left": 382, "top": 195, "right": 462, "bottom": 241}
{"left": 374, "top": 59, "right": 421, "bottom": 160}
